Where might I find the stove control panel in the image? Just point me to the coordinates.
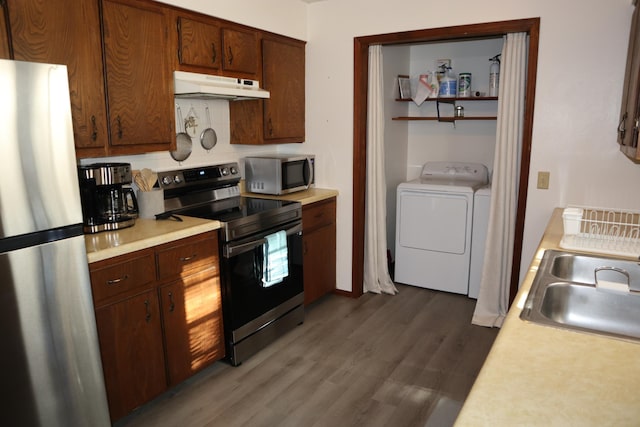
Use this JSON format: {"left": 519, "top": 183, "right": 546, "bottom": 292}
{"left": 157, "top": 162, "right": 240, "bottom": 190}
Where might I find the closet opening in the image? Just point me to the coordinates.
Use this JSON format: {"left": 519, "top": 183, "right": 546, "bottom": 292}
{"left": 352, "top": 18, "right": 540, "bottom": 302}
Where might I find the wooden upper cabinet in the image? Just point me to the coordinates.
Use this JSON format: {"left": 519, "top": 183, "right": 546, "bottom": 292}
{"left": 7, "top": 0, "right": 108, "bottom": 155}
{"left": 262, "top": 37, "right": 305, "bottom": 142}
{"left": 0, "top": 1, "right": 11, "bottom": 59}
{"left": 101, "top": 0, "right": 174, "bottom": 153}
{"left": 222, "top": 26, "right": 258, "bottom": 76}
{"left": 619, "top": 4, "right": 640, "bottom": 161}
{"left": 178, "top": 16, "right": 221, "bottom": 70}
{"left": 230, "top": 34, "right": 306, "bottom": 145}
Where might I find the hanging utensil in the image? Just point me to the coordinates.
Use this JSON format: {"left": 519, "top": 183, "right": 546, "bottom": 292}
{"left": 200, "top": 105, "right": 217, "bottom": 151}
{"left": 171, "top": 105, "right": 192, "bottom": 162}
{"left": 185, "top": 104, "right": 199, "bottom": 137}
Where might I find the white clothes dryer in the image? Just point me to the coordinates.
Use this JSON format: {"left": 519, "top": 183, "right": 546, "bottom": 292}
{"left": 395, "top": 162, "right": 489, "bottom": 294}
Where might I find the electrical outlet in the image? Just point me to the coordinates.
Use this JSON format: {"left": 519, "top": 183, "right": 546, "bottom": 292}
{"left": 537, "top": 171, "right": 550, "bottom": 190}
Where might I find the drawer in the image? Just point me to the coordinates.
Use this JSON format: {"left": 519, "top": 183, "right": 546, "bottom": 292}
{"left": 302, "top": 198, "right": 336, "bottom": 232}
{"left": 90, "top": 250, "right": 156, "bottom": 306}
{"left": 156, "top": 234, "right": 218, "bottom": 281}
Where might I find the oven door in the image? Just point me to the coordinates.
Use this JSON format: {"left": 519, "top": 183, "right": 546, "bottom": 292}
{"left": 220, "top": 220, "right": 303, "bottom": 340}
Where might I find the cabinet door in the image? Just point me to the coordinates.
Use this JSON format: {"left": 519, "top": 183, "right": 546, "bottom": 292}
{"left": 178, "top": 16, "right": 221, "bottom": 70}
{"left": 302, "top": 199, "right": 336, "bottom": 305}
{"left": 95, "top": 289, "right": 167, "bottom": 422}
{"left": 160, "top": 268, "right": 224, "bottom": 386}
{"left": 222, "top": 26, "right": 258, "bottom": 75}
{"left": 619, "top": 4, "right": 640, "bottom": 160}
{"left": 262, "top": 38, "right": 305, "bottom": 142}
{"left": 102, "top": 0, "right": 174, "bottom": 153}
{"left": 0, "top": 1, "right": 10, "bottom": 59}
{"left": 7, "top": 0, "right": 108, "bottom": 155}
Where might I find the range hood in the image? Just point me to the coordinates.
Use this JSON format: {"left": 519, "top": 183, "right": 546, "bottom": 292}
{"left": 174, "top": 71, "right": 270, "bottom": 100}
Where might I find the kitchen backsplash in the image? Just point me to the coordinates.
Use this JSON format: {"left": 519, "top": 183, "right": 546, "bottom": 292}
{"left": 78, "top": 98, "right": 279, "bottom": 178}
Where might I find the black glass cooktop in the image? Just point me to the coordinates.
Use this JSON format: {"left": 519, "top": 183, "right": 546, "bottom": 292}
{"left": 173, "top": 196, "right": 301, "bottom": 242}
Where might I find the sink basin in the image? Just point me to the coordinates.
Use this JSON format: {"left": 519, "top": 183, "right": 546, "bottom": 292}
{"left": 549, "top": 251, "right": 640, "bottom": 285}
{"left": 520, "top": 250, "right": 640, "bottom": 342}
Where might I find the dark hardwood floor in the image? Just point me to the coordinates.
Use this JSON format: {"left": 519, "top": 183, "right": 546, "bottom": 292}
{"left": 115, "top": 284, "right": 498, "bottom": 427}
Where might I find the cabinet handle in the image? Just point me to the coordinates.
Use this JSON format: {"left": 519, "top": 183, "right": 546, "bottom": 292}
{"left": 144, "top": 299, "right": 151, "bottom": 323}
{"left": 116, "top": 115, "right": 123, "bottom": 139}
{"left": 179, "top": 254, "right": 197, "bottom": 262}
{"left": 91, "top": 115, "right": 97, "bottom": 141}
{"left": 618, "top": 112, "right": 627, "bottom": 143}
{"left": 211, "top": 43, "right": 217, "bottom": 63}
{"left": 303, "top": 240, "right": 308, "bottom": 256}
{"left": 168, "top": 291, "right": 175, "bottom": 312}
{"left": 227, "top": 46, "right": 234, "bottom": 65}
{"left": 106, "top": 274, "right": 128, "bottom": 285}
{"left": 267, "top": 117, "right": 273, "bottom": 136}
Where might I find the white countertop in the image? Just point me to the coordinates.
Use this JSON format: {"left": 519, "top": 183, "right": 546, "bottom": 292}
{"left": 85, "top": 216, "right": 220, "bottom": 264}
{"left": 455, "top": 208, "right": 640, "bottom": 426}
{"left": 84, "top": 188, "right": 338, "bottom": 264}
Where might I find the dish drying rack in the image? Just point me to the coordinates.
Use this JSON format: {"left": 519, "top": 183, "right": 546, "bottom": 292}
{"left": 560, "top": 206, "right": 640, "bottom": 257}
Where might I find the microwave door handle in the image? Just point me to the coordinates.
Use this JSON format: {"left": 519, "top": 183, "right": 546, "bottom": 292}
{"left": 223, "top": 222, "right": 303, "bottom": 258}
{"left": 304, "top": 157, "right": 314, "bottom": 189}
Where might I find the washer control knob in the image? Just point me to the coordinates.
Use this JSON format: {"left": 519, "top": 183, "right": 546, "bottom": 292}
{"left": 173, "top": 175, "right": 182, "bottom": 184}
{"left": 230, "top": 166, "right": 238, "bottom": 175}
{"left": 162, "top": 176, "right": 172, "bottom": 185}
{"left": 221, "top": 167, "right": 229, "bottom": 176}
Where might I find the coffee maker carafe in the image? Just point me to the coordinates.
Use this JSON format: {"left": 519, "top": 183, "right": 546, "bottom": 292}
{"left": 78, "top": 163, "right": 138, "bottom": 234}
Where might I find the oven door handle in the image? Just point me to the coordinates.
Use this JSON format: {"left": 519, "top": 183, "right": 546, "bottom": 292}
{"left": 223, "top": 222, "right": 303, "bottom": 258}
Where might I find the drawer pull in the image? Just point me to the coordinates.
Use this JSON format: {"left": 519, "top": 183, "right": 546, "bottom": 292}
{"left": 106, "top": 274, "right": 129, "bottom": 285}
{"left": 180, "top": 254, "right": 197, "bottom": 262}
{"left": 144, "top": 299, "right": 151, "bottom": 323}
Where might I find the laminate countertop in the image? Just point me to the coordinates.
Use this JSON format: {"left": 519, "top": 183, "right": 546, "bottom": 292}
{"left": 455, "top": 208, "right": 640, "bottom": 426}
{"left": 85, "top": 216, "right": 220, "bottom": 264}
{"left": 241, "top": 187, "right": 338, "bottom": 205}
{"left": 84, "top": 188, "right": 338, "bottom": 264}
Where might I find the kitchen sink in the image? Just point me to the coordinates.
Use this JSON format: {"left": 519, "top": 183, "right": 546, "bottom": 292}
{"left": 520, "top": 250, "right": 640, "bottom": 342}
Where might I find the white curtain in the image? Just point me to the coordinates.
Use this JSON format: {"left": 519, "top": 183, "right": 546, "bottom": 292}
{"left": 472, "top": 33, "right": 528, "bottom": 327}
{"left": 363, "top": 45, "right": 398, "bottom": 295}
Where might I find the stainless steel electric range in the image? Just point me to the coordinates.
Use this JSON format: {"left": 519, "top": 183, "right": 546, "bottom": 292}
{"left": 157, "top": 162, "right": 304, "bottom": 366}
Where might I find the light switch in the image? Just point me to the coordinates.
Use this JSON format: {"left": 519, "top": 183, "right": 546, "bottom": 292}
{"left": 537, "top": 171, "right": 550, "bottom": 190}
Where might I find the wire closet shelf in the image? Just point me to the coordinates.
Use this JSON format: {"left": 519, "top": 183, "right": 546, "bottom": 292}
{"left": 560, "top": 206, "right": 640, "bottom": 258}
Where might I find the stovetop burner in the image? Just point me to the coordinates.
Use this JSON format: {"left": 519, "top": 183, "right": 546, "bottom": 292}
{"left": 158, "top": 162, "right": 302, "bottom": 242}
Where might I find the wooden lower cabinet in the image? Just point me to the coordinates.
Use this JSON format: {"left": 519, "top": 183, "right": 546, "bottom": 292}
{"left": 94, "top": 289, "right": 167, "bottom": 422}
{"left": 89, "top": 231, "right": 223, "bottom": 422}
{"left": 160, "top": 268, "right": 224, "bottom": 386}
{"left": 302, "top": 197, "right": 337, "bottom": 305}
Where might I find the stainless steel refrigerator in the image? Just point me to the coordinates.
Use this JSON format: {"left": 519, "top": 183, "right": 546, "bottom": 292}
{"left": 0, "top": 59, "right": 111, "bottom": 426}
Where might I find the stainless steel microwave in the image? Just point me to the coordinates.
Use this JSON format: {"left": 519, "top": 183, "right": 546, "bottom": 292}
{"left": 244, "top": 155, "right": 315, "bottom": 195}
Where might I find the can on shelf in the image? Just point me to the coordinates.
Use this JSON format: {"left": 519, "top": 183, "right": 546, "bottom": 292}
{"left": 458, "top": 73, "right": 471, "bottom": 97}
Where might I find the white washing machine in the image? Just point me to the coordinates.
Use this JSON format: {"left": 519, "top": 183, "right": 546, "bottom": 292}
{"left": 395, "top": 162, "right": 489, "bottom": 294}
{"left": 469, "top": 185, "right": 491, "bottom": 299}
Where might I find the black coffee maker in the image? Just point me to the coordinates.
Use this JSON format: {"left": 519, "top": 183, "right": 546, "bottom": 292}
{"left": 78, "top": 163, "right": 138, "bottom": 233}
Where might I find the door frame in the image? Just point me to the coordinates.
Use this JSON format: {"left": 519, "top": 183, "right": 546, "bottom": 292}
{"left": 352, "top": 18, "right": 540, "bottom": 302}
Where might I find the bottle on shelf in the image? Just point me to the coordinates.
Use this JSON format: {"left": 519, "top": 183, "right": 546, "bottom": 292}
{"left": 489, "top": 54, "right": 501, "bottom": 97}
{"left": 438, "top": 65, "right": 457, "bottom": 98}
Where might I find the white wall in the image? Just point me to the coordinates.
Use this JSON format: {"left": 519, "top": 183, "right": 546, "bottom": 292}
{"left": 404, "top": 39, "right": 503, "bottom": 179}
{"left": 303, "top": 0, "right": 640, "bottom": 292}
{"left": 88, "top": 0, "right": 640, "bottom": 295}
